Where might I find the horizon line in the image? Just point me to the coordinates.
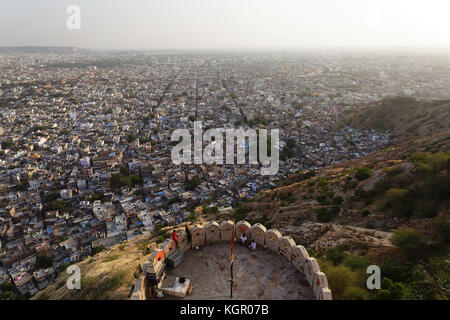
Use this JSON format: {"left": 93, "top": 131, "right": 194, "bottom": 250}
{"left": 2, "top": 45, "right": 450, "bottom": 54}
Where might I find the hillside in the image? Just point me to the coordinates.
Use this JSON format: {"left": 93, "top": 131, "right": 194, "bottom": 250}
{"left": 31, "top": 218, "right": 214, "bottom": 300}
{"left": 32, "top": 130, "right": 450, "bottom": 300}
{"left": 239, "top": 130, "right": 450, "bottom": 232}
{"left": 235, "top": 130, "right": 449, "bottom": 299}
{"left": 335, "top": 97, "right": 450, "bottom": 142}
{"left": 32, "top": 236, "right": 158, "bottom": 300}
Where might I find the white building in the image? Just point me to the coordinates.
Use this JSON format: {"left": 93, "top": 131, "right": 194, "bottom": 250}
{"left": 28, "top": 180, "right": 40, "bottom": 191}
{"left": 60, "top": 189, "right": 73, "bottom": 200}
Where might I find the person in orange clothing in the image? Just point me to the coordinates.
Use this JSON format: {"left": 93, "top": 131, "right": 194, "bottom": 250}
{"left": 171, "top": 229, "right": 179, "bottom": 247}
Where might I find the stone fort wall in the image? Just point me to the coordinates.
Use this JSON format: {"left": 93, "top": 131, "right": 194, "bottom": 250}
{"left": 131, "top": 220, "right": 333, "bottom": 300}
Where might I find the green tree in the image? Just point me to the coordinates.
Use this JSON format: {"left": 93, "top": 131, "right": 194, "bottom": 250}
{"left": 15, "top": 182, "right": 28, "bottom": 191}
{"left": 374, "top": 278, "right": 410, "bottom": 300}
{"left": 127, "top": 134, "right": 137, "bottom": 143}
{"left": 35, "top": 254, "right": 53, "bottom": 269}
{"left": 391, "top": 229, "right": 428, "bottom": 260}
{"left": 186, "top": 177, "right": 202, "bottom": 191}
{"left": 326, "top": 246, "right": 348, "bottom": 265}
{"left": 429, "top": 219, "right": 450, "bottom": 247}
{"left": 332, "top": 195, "right": 344, "bottom": 205}
{"left": 355, "top": 167, "right": 372, "bottom": 181}
{"left": 92, "top": 245, "right": 106, "bottom": 255}
{"left": 320, "top": 263, "right": 361, "bottom": 300}
{"left": 47, "top": 199, "right": 68, "bottom": 211}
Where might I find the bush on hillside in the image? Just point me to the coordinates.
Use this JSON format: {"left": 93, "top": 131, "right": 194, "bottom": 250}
{"left": 375, "top": 278, "right": 410, "bottom": 300}
{"left": 384, "top": 188, "right": 414, "bottom": 217}
{"left": 429, "top": 219, "right": 450, "bottom": 247}
{"left": 326, "top": 245, "right": 348, "bottom": 265}
{"left": 332, "top": 195, "right": 344, "bottom": 205}
{"left": 319, "top": 261, "right": 362, "bottom": 300}
{"left": 390, "top": 229, "right": 428, "bottom": 260}
{"left": 342, "top": 287, "right": 370, "bottom": 300}
{"left": 355, "top": 167, "right": 372, "bottom": 181}
{"left": 317, "top": 207, "right": 337, "bottom": 222}
{"left": 343, "top": 255, "right": 369, "bottom": 270}
{"left": 408, "top": 151, "right": 449, "bottom": 173}
{"left": 92, "top": 245, "right": 106, "bottom": 255}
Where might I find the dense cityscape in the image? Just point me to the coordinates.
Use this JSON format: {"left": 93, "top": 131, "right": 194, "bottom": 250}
{"left": 1, "top": 51, "right": 450, "bottom": 298}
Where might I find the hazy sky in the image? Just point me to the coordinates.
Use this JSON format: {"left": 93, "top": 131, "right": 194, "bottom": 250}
{"left": 1, "top": 0, "right": 450, "bottom": 50}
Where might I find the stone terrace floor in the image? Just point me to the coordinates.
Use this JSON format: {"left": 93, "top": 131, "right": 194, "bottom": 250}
{"left": 164, "top": 242, "right": 315, "bottom": 300}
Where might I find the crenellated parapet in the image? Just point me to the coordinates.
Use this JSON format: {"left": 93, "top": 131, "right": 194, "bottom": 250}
{"left": 292, "top": 245, "right": 309, "bottom": 272}
{"left": 305, "top": 257, "right": 321, "bottom": 285}
{"left": 161, "top": 239, "right": 177, "bottom": 260}
{"left": 205, "top": 221, "right": 220, "bottom": 243}
{"left": 279, "top": 235, "right": 295, "bottom": 261}
{"left": 265, "top": 229, "right": 282, "bottom": 253}
{"left": 132, "top": 220, "right": 332, "bottom": 300}
{"left": 191, "top": 224, "right": 206, "bottom": 247}
{"left": 176, "top": 229, "right": 191, "bottom": 253}
{"left": 219, "top": 220, "right": 234, "bottom": 241}
{"left": 235, "top": 220, "right": 251, "bottom": 238}
{"left": 250, "top": 223, "right": 266, "bottom": 247}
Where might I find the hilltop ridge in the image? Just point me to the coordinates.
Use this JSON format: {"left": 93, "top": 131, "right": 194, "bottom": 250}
{"left": 335, "top": 97, "right": 450, "bottom": 142}
{"left": 242, "top": 129, "right": 449, "bottom": 232}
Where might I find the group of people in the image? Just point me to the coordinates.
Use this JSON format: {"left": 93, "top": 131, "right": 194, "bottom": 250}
{"left": 239, "top": 233, "right": 256, "bottom": 251}
{"left": 169, "top": 226, "right": 256, "bottom": 251}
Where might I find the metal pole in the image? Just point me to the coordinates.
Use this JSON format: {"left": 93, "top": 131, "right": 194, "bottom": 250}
{"left": 230, "top": 221, "right": 235, "bottom": 299}
{"left": 230, "top": 262, "right": 233, "bottom": 298}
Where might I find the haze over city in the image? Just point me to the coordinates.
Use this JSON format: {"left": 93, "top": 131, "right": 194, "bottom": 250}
{"left": 1, "top": 0, "right": 450, "bottom": 50}
{"left": 0, "top": 0, "right": 449, "bottom": 306}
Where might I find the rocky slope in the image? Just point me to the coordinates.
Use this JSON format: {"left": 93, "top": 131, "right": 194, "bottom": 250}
{"left": 334, "top": 97, "right": 450, "bottom": 142}
{"left": 236, "top": 130, "right": 449, "bottom": 241}
{"left": 32, "top": 236, "right": 158, "bottom": 300}
{"left": 283, "top": 223, "right": 392, "bottom": 254}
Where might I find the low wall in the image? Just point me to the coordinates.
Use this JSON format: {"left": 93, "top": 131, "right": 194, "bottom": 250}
{"left": 205, "top": 221, "right": 220, "bottom": 243}
{"left": 292, "top": 245, "right": 309, "bottom": 273}
{"left": 304, "top": 257, "right": 321, "bottom": 285}
{"left": 265, "top": 229, "right": 282, "bottom": 253}
{"left": 191, "top": 225, "right": 205, "bottom": 247}
{"left": 250, "top": 223, "right": 266, "bottom": 247}
{"left": 220, "top": 220, "right": 234, "bottom": 241}
{"left": 161, "top": 239, "right": 177, "bottom": 260}
{"left": 235, "top": 220, "right": 251, "bottom": 239}
{"left": 313, "top": 271, "right": 329, "bottom": 299}
{"left": 279, "top": 236, "right": 295, "bottom": 261}
{"left": 176, "top": 229, "right": 191, "bottom": 253}
{"left": 131, "top": 276, "right": 146, "bottom": 300}
{"left": 133, "top": 220, "right": 332, "bottom": 300}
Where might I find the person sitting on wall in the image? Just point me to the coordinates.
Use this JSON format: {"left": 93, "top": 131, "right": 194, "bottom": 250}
{"left": 249, "top": 240, "right": 256, "bottom": 251}
{"left": 171, "top": 229, "right": 179, "bottom": 247}
{"left": 240, "top": 233, "right": 247, "bottom": 246}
